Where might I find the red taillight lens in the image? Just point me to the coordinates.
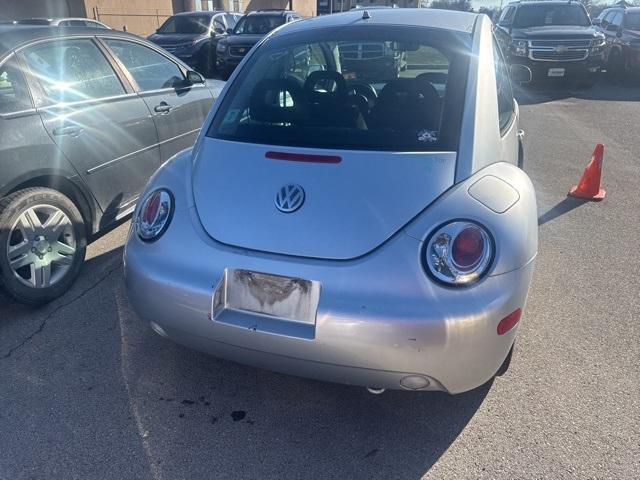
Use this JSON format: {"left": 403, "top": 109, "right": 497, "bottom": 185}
{"left": 425, "top": 221, "right": 493, "bottom": 286}
{"left": 452, "top": 226, "right": 485, "bottom": 270}
{"left": 142, "top": 192, "right": 161, "bottom": 224}
{"left": 137, "top": 189, "right": 173, "bottom": 242}
{"left": 497, "top": 308, "right": 522, "bottom": 335}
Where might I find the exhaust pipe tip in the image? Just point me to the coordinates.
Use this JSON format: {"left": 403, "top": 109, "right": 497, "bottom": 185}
{"left": 366, "top": 387, "right": 386, "bottom": 395}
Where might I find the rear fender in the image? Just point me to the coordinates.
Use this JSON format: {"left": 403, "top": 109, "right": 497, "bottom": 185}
{"left": 403, "top": 162, "right": 537, "bottom": 277}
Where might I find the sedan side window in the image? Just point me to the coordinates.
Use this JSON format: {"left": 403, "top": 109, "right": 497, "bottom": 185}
{"left": 104, "top": 39, "right": 185, "bottom": 92}
{"left": 493, "top": 38, "right": 514, "bottom": 132}
{"left": 0, "top": 56, "right": 33, "bottom": 114}
{"left": 22, "top": 39, "right": 124, "bottom": 105}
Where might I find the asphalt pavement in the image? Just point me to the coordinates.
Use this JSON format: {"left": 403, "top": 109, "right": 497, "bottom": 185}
{"left": 0, "top": 80, "right": 638, "bottom": 480}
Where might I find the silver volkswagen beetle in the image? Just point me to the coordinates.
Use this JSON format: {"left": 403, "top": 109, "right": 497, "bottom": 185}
{"left": 124, "top": 8, "right": 538, "bottom": 394}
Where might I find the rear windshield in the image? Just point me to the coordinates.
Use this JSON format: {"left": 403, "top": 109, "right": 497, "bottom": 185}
{"left": 513, "top": 4, "right": 590, "bottom": 28}
{"left": 207, "top": 26, "right": 469, "bottom": 152}
{"left": 158, "top": 15, "right": 210, "bottom": 34}
{"left": 233, "top": 15, "right": 285, "bottom": 35}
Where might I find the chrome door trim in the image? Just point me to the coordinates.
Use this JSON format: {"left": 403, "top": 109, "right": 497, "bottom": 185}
{"left": 86, "top": 127, "right": 201, "bottom": 174}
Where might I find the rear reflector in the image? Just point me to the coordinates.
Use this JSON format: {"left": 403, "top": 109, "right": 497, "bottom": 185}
{"left": 497, "top": 308, "right": 522, "bottom": 335}
{"left": 266, "top": 151, "right": 342, "bottom": 164}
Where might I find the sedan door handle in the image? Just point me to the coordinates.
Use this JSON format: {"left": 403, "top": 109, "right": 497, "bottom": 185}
{"left": 154, "top": 102, "right": 172, "bottom": 114}
{"left": 52, "top": 125, "right": 84, "bottom": 137}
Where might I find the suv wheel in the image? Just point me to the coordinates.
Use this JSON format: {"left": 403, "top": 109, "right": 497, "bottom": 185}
{"left": 0, "top": 188, "right": 87, "bottom": 305}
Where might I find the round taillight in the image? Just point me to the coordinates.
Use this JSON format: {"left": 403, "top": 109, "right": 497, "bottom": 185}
{"left": 452, "top": 226, "right": 485, "bottom": 270}
{"left": 136, "top": 189, "right": 173, "bottom": 242}
{"left": 424, "top": 221, "right": 493, "bottom": 286}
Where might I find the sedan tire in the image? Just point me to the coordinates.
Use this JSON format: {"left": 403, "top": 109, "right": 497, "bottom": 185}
{"left": 0, "top": 188, "right": 87, "bottom": 305}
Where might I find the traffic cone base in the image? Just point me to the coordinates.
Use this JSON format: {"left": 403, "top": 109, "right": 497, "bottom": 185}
{"left": 569, "top": 185, "right": 606, "bottom": 201}
{"left": 568, "top": 143, "right": 606, "bottom": 201}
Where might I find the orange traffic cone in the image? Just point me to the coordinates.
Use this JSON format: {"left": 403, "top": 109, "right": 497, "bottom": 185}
{"left": 569, "top": 144, "right": 606, "bottom": 201}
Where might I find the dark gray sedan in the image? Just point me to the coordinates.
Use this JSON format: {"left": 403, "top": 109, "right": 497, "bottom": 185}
{"left": 0, "top": 25, "right": 220, "bottom": 304}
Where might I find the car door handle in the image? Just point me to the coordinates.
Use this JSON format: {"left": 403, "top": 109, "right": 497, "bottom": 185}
{"left": 154, "top": 102, "right": 172, "bottom": 114}
{"left": 52, "top": 125, "right": 84, "bottom": 137}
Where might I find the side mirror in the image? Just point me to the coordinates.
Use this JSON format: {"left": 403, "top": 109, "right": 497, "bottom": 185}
{"left": 606, "top": 24, "right": 619, "bottom": 32}
{"left": 186, "top": 70, "right": 205, "bottom": 85}
{"left": 592, "top": 18, "right": 601, "bottom": 26}
{"left": 226, "top": 28, "right": 234, "bottom": 34}
{"left": 510, "top": 64, "right": 532, "bottom": 84}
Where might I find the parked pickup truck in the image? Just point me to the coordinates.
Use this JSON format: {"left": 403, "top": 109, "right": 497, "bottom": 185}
{"left": 495, "top": 1, "right": 605, "bottom": 86}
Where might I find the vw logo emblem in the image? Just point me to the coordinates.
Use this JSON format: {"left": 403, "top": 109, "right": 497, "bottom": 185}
{"left": 275, "top": 184, "right": 305, "bottom": 213}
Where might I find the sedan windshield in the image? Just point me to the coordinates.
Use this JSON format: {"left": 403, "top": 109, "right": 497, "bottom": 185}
{"left": 158, "top": 15, "right": 210, "bottom": 34}
{"left": 233, "top": 16, "right": 285, "bottom": 35}
{"left": 513, "top": 5, "right": 591, "bottom": 28}
{"left": 208, "top": 26, "right": 470, "bottom": 152}
{"left": 626, "top": 12, "right": 640, "bottom": 30}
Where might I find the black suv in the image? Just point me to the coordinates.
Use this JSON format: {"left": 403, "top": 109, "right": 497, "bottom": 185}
{"left": 593, "top": 6, "right": 640, "bottom": 78}
{"left": 495, "top": 1, "right": 605, "bottom": 85}
{"left": 148, "top": 11, "right": 241, "bottom": 77}
{"left": 216, "top": 10, "right": 302, "bottom": 79}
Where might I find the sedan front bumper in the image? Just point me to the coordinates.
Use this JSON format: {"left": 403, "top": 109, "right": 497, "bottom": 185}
{"left": 125, "top": 201, "right": 534, "bottom": 394}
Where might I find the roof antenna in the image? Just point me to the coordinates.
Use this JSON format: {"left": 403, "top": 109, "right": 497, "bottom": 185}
{"left": 362, "top": 10, "right": 371, "bottom": 20}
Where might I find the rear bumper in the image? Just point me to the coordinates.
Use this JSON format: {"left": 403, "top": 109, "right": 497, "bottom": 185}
{"left": 124, "top": 204, "right": 535, "bottom": 394}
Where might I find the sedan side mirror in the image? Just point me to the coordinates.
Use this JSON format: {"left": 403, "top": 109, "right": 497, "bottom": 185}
{"left": 606, "top": 24, "right": 619, "bottom": 32}
{"left": 592, "top": 18, "right": 601, "bottom": 26}
{"left": 226, "top": 28, "right": 234, "bottom": 34}
{"left": 186, "top": 70, "right": 205, "bottom": 85}
{"left": 510, "top": 64, "right": 532, "bottom": 84}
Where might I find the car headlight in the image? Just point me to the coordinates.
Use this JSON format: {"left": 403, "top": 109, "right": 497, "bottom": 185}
{"left": 512, "top": 40, "right": 528, "bottom": 57}
{"left": 217, "top": 42, "right": 227, "bottom": 53}
{"left": 590, "top": 36, "right": 606, "bottom": 55}
{"left": 136, "top": 189, "right": 173, "bottom": 242}
{"left": 424, "top": 221, "right": 494, "bottom": 286}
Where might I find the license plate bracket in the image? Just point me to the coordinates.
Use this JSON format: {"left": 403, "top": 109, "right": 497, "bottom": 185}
{"left": 547, "top": 68, "right": 566, "bottom": 77}
{"left": 212, "top": 269, "right": 321, "bottom": 326}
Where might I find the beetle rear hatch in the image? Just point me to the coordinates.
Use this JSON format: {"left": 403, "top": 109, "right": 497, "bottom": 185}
{"left": 192, "top": 139, "right": 456, "bottom": 260}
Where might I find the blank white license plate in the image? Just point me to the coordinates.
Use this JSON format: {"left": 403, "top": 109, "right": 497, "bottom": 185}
{"left": 212, "top": 269, "right": 321, "bottom": 324}
{"left": 548, "top": 68, "right": 566, "bottom": 77}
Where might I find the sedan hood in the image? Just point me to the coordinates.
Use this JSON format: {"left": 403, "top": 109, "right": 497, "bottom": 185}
{"left": 512, "top": 25, "right": 599, "bottom": 39}
{"left": 192, "top": 139, "right": 457, "bottom": 260}
{"left": 223, "top": 34, "right": 264, "bottom": 47}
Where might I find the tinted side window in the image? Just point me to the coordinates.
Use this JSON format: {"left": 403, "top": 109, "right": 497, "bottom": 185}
{"left": 501, "top": 7, "right": 515, "bottom": 24}
{"left": 213, "top": 15, "right": 226, "bottom": 34}
{"left": 104, "top": 40, "right": 185, "bottom": 91}
{"left": 224, "top": 13, "right": 238, "bottom": 28}
{"left": 602, "top": 11, "right": 615, "bottom": 26}
{"left": 493, "top": 38, "right": 514, "bottom": 132}
{"left": 0, "top": 56, "right": 33, "bottom": 113}
{"left": 611, "top": 12, "right": 623, "bottom": 27}
{"left": 22, "top": 39, "right": 124, "bottom": 105}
